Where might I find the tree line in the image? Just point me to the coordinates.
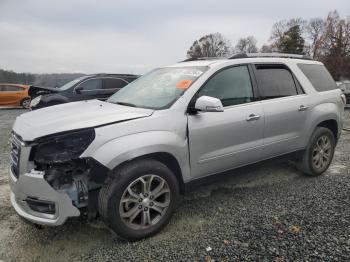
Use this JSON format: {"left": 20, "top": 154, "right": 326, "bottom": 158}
{"left": 187, "top": 10, "right": 350, "bottom": 81}
{"left": 0, "top": 69, "right": 85, "bottom": 87}
{"left": 0, "top": 69, "right": 35, "bottom": 85}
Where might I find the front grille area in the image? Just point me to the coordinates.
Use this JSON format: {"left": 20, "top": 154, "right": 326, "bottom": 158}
{"left": 10, "top": 132, "right": 24, "bottom": 178}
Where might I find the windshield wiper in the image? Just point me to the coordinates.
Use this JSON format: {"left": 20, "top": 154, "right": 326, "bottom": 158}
{"left": 115, "top": 101, "right": 137, "bottom": 107}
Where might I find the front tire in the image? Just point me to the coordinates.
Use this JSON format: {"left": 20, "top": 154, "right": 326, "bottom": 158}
{"left": 297, "top": 127, "right": 335, "bottom": 176}
{"left": 98, "top": 159, "right": 179, "bottom": 241}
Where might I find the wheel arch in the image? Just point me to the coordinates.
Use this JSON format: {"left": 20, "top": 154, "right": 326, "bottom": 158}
{"left": 85, "top": 131, "right": 191, "bottom": 191}
{"left": 113, "top": 152, "right": 186, "bottom": 194}
{"left": 316, "top": 119, "right": 338, "bottom": 140}
{"left": 307, "top": 102, "right": 342, "bottom": 143}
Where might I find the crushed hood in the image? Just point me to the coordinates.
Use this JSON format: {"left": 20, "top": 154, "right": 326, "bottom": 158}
{"left": 13, "top": 100, "right": 154, "bottom": 141}
{"left": 28, "top": 85, "right": 60, "bottom": 97}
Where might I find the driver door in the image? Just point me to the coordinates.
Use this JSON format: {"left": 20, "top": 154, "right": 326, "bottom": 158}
{"left": 188, "top": 65, "right": 265, "bottom": 179}
{"left": 74, "top": 78, "right": 103, "bottom": 101}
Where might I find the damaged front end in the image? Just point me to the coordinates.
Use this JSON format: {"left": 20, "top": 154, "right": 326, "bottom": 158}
{"left": 9, "top": 128, "right": 108, "bottom": 225}
{"left": 28, "top": 85, "right": 59, "bottom": 98}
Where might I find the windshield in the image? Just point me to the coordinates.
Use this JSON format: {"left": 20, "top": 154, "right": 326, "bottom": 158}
{"left": 107, "top": 66, "right": 208, "bottom": 109}
{"left": 58, "top": 76, "right": 88, "bottom": 91}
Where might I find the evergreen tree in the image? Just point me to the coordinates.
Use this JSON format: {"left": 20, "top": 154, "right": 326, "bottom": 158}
{"left": 278, "top": 25, "right": 305, "bottom": 54}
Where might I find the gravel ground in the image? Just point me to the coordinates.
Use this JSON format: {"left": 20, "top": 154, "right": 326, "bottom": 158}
{"left": 0, "top": 108, "right": 349, "bottom": 261}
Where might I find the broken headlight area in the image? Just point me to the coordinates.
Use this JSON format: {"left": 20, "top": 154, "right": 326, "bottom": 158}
{"left": 29, "top": 129, "right": 107, "bottom": 218}
{"left": 31, "top": 128, "right": 95, "bottom": 164}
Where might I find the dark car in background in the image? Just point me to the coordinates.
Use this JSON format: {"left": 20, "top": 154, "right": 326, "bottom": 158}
{"left": 29, "top": 74, "right": 139, "bottom": 109}
{"left": 339, "top": 81, "right": 350, "bottom": 105}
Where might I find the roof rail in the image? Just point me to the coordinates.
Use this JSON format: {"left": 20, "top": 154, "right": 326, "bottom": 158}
{"left": 229, "top": 53, "right": 312, "bottom": 60}
{"left": 180, "top": 57, "right": 223, "bottom": 63}
{"left": 94, "top": 73, "right": 139, "bottom": 77}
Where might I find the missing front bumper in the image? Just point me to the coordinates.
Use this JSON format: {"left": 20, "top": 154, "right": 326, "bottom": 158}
{"left": 9, "top": 168, "right": 80, "bottom": 226}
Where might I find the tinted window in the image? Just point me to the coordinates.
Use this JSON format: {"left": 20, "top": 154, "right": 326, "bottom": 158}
{"left": 1, "top": 85, "right": 23, "bottom": 91}
{"left": 104, "top": 78, "right": 128, "bottom": 89}
{"left": 78, "top": 79, "right": 102, "bottom": 91}
{"left": 298, "top": 64, "right": 337, "bottom": 92}
{"left": 198, "top": 66, "right": 254, "bottom": 107}
{"left": 255, "top": 65, "right": 298, "bottom": 99}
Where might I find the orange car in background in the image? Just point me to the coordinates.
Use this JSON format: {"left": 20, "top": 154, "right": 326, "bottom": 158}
{"left": 0, "top": 84, "right": 31, "bottom": 108}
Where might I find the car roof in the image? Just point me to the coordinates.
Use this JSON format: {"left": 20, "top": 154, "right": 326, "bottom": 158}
{"left": 88, "top": 74, "right": 140, "bottom": 78}
{"left": 0, "top": 83, "right": 30, "bottom": 88}
{"left": 167, "top": 53, "right": 323, "bottom": 68}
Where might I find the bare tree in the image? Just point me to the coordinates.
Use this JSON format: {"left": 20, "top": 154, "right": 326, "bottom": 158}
{"left": 234, "top": 36, "right": 258, "bottom": 53}
{"left": 260, "top": 44, "right": 274, "bottom": 53}
{"left": 306, "top": 18, "right": 325, "bottom": 59}
{"left": 187, "top": 33, "right": 232, "bottom": 58}
{"left": 320, "top": 11, "right": 350, "bottom": 56}
{"left": 318, "top": 11, "right": 350, "bottom": 79}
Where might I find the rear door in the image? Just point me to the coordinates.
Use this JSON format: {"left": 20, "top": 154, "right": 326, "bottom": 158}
{"left": 101, "top": 78, "right": 129, "bottom": 99}
{"left": 253, "top": 64, "right": 309, "bottom": 158}
{"left": 188, "top": 65, "right": 265, "bottom": 178}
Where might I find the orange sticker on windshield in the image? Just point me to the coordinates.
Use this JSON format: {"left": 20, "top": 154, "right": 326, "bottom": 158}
{"left": 176, "top": 79, "right": 193, "bottom": 89}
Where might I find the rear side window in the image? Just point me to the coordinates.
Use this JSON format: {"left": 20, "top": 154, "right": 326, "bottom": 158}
{"left": 1, "top": 85, "right": 23, "bottom": 91}
{"left": 298, "top": 64, "right": 337, "bottom": 92}
{"left": 255, "top": 65, "right": 298, "bottom": 99}
{"left": 104, "top": 78, "right": 128, "bottom": 90}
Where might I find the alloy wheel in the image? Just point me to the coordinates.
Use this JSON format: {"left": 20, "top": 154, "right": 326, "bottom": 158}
{"left": 119, "top": 175, "right": 171, "bottom": 230}
{"left": 22, "top": 98, "right": 31, "bottom": 109}
{"left": 312, "top": 135, "right": 332, "bottom": 171}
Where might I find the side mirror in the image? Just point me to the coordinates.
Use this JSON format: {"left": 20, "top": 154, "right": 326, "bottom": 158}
{"left": 75, "top": 86, "right": 83, "bottom": 94}
{"left": 194, "top": 96, "right": 224, "bottom": 112}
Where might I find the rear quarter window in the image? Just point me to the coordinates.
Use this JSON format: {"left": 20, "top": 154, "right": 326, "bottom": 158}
{"left": 298, "top": 64, "right": 337, "bottom": 92}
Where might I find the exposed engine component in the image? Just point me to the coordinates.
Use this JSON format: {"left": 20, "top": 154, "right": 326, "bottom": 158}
{"left": 43, "top": 160, "right": 90, "bottom": 208}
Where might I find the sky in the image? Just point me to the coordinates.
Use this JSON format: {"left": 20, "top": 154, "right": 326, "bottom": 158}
{"left": 0, "top": 0, "right": 349, "bottom": 75}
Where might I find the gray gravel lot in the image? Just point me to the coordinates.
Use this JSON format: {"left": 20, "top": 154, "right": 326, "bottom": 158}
{"left": 0, "top": 108, "right": 349, "bottom": 261}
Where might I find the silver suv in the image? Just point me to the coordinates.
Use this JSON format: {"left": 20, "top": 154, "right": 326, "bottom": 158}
{"left": 9, "top": 53, "right": 345, "bottom": 240}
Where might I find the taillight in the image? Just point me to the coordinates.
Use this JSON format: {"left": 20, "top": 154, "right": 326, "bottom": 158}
{"left": 341, "top": 94, "right": 346, "bottom": 105}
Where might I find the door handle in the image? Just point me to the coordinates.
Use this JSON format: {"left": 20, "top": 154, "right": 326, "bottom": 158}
{"left": 246, "top": 114, "right": 260, "bottom": 121}
{"left": 298, "top": 105, "right": 308, "bottom": 111}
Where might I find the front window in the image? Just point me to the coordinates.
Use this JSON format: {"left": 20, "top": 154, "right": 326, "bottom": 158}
{"left": 108, "top": 66, "right": 208, "bottom": 109}
{"left": 58, "top": 76, "right": 88, "bottom": 91}
{"left": 77, "top": 79, "right": 102, "bottom": 91}
{"left": 197, "top": 65, "right": 254, "bottom": 107}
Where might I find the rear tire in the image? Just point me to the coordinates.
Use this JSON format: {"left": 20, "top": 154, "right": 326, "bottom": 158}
{"left": 20, "top": 97, "right": 31, "bottom": 109}
{"left": 98, "top": 159, "right": 179, "bottom": 241}
{"left": 297, "top": 127, "right": 335, "bottom": 176}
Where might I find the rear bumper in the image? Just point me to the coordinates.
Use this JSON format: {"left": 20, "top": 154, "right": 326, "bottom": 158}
{"left": 9, "top": 167, "right": 80, "bottom": 226}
